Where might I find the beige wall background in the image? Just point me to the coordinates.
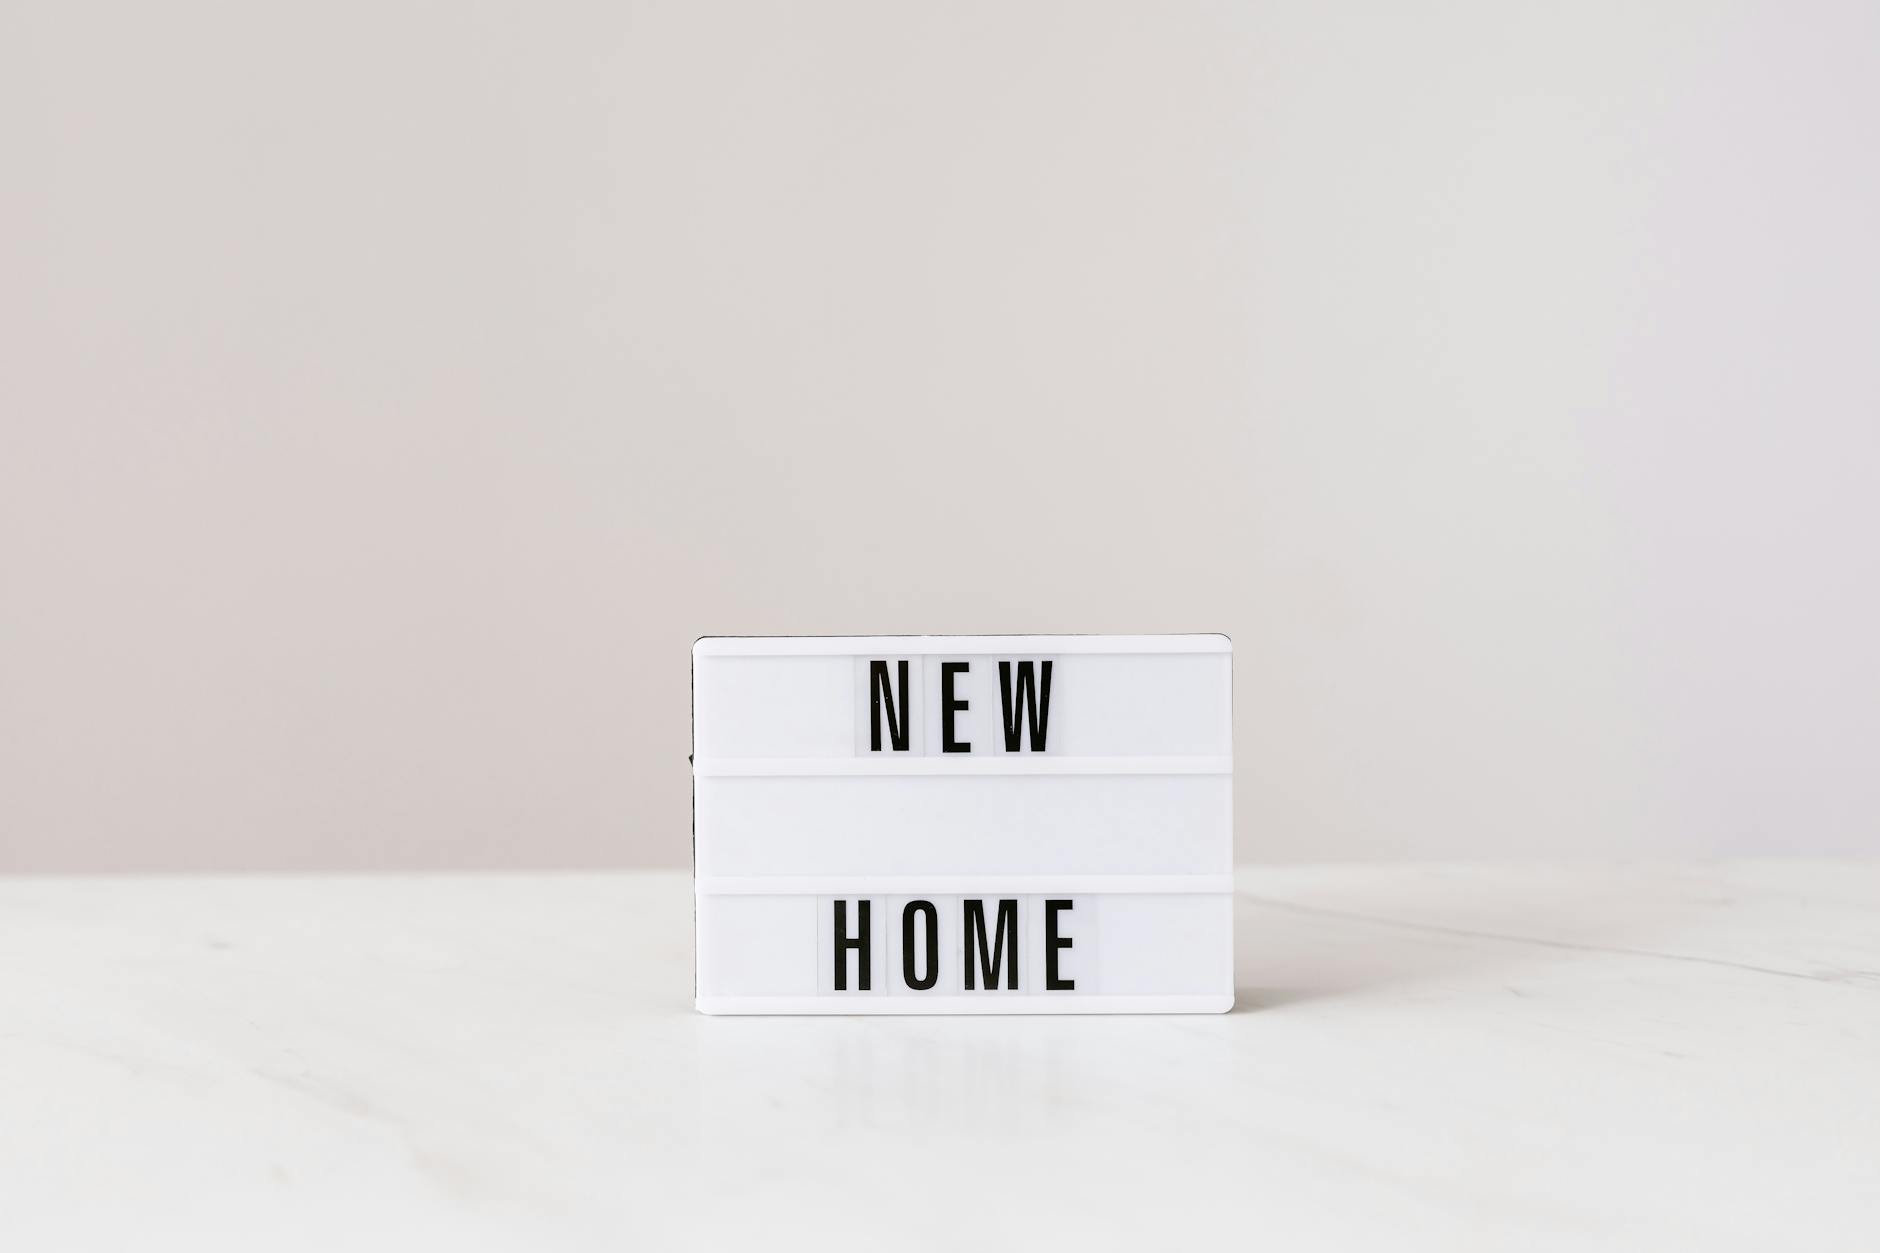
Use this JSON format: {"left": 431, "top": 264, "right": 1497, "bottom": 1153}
{"left": 4, "top": 2, "right": 1877, "bottom": 871}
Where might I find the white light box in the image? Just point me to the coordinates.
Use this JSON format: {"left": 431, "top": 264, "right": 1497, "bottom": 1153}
{"left": 692, "top": 635, "right": 1233, "bottom": 1014}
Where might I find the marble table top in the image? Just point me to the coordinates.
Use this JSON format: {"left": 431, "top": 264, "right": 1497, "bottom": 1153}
{"left": 3, "top": 863, "right": 1877, "bottom": 1251}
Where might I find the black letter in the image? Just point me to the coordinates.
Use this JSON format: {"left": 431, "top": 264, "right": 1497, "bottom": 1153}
{"left": 870, "top": 660, "right": 909, "bottom": 752}
{"left": 941, "top": 661, "right": 971, "bottom": 753}
{"left": 964, "top": 898, "right": 1018, "bottom": 989}
{"left": 998, "top": 660, "right": 1053, "bottom": 752}
{"left": 1045, "top": 899, "right": 1075, "bottom": 990}
{"left": 833, "top": 899, "right": 870, "bottom": 991}
{"left": 901, "top": 900, "right": 938, "bottom": 990}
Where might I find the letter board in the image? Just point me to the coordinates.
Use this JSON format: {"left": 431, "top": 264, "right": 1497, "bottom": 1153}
{"left": 692, "top": 634, "right": 1233, "bottom": 1014}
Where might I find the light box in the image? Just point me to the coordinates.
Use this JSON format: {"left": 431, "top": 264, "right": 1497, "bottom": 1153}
{"left": 691, "top": 635, "right": 1233, "bottom": 1014}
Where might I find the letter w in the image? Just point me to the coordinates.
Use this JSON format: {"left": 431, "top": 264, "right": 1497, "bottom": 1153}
{"left": 998, "top": 660, "right": 1053, "bottom": 752}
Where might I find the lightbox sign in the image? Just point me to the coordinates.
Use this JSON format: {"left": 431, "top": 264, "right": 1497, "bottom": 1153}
{"left": 692, "top": 635, "right": 1233, "bottom": 1014}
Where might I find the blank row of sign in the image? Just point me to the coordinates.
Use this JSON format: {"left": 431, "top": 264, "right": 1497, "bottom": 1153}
{"left": 695, "top": 773, "right": 1231, "bottom": 878}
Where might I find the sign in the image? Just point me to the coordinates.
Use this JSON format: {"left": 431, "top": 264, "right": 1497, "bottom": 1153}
{"left": 692, "top": 635, "right": 1233, "bottom": 1014}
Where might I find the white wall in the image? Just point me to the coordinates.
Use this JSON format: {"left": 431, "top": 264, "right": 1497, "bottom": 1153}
{"left": 3, "top": 1, "right": 1876, "bottom": 870}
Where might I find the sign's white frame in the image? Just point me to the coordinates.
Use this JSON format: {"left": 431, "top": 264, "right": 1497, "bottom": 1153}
{"left": 693, "top": 634, "right": 1234, "bottom": 1014}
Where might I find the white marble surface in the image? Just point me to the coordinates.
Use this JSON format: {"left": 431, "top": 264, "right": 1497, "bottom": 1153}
{"left": 3, "top": 864, "right": 1878, "bottom": 1251}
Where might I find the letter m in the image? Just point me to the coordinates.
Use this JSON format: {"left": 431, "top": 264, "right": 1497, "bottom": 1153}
{"left": 964, "top": 899, "right": 1019, "bottom": 990}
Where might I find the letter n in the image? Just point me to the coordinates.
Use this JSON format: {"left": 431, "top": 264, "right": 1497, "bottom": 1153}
{"left": 870, "top": 660, "right": 909, "bottom": 752}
